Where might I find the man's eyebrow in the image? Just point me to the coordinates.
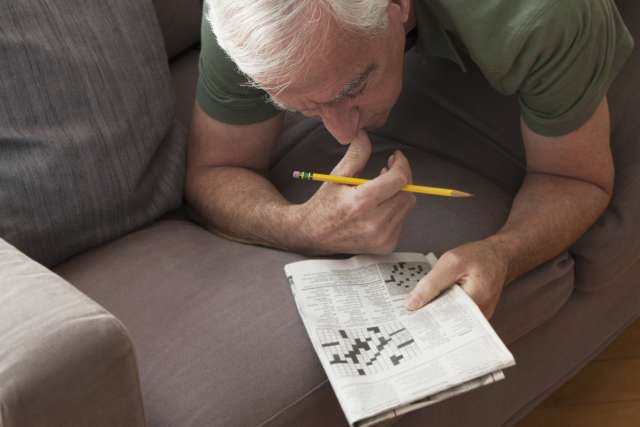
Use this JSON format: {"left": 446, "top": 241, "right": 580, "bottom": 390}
{"left": 269, "top": 64, "right": 377, "bottom": 113}
{"left": 327, "top": 63, "right": 377, "bottom": 104}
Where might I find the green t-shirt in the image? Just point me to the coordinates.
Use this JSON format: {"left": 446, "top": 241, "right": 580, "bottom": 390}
{"left": 197, "top": 0, "right": 634, "bottom": 136}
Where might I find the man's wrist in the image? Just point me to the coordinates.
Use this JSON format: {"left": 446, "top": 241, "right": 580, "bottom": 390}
{"left": 279, "top": 202, "right": 327, "bottom": 255}
{"left": 484, "top": 234, "right": 519, "bottom": 285}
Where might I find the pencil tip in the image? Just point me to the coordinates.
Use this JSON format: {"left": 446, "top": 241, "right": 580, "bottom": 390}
{"left": 452, "top": 191, "right": 473, "bottom": 198}
{"left": 292, "top": 171, "right": 301, "bottom": 179}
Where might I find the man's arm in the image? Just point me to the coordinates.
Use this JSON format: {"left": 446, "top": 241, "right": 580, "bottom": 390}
{"left": 406, "top": 97, "right": 613, "bottom": 318}
{"left": 185, "top": 103, "right": 416, "bottom": 255}
{"left": 491, "top": 97, "right": 613, "bottom": 282}
{"left": 185, "top": 103, "right": 291, "bottom": 247}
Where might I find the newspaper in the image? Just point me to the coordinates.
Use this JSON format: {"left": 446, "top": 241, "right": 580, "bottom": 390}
{"left": 284, "top": 252, "right": 516, "bottom": 426}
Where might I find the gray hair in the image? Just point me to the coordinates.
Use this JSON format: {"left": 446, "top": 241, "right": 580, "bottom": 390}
{"left": 205, "top": 0, "right": 390, "bottom": 94}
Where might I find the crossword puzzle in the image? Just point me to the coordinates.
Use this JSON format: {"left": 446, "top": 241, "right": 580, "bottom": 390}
{"left": 317, "top": 322, "right": 421, "bottom": 377}
{"left": 378, "top": 262, "right": 429, "bottom": 296}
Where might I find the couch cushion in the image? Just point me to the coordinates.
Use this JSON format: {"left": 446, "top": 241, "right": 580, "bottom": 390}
{"left": 153, "top": 0, "right": 202, "bottom": 59}
{"left": 0, "top": 0, "right": 185, "bottom": 267}
{"left": 56, "top": 142, "right": 573, "bottom": 427}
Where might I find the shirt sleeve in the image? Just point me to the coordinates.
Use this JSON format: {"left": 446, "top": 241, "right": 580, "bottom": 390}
{"left": 196, "top": 14, "right": 280, "bottom": 125}
{"left": 497, "top": 0, "right": 634, "bottom": 136}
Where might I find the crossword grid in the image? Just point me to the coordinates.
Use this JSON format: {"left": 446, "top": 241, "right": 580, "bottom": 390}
{"left": 317, "top": 322, "right": 421, "bottom": 377}
{"left": 378, "top": 262, "right": 429, "bottom": 296}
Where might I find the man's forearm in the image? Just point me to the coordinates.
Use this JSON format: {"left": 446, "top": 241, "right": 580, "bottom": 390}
{"left": 487, "top": 172, "right": 611, "bottom": 284}
{"left": 186, "top": 166, "right": 306, "bottom": 251}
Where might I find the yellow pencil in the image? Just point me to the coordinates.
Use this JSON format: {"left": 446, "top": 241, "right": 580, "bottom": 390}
{"left": 292, "top": 171, "right": 472, "bottom": 198}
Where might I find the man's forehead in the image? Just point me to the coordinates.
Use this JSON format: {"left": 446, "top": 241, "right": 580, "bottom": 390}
{"left": 265, "top": 23, "right": 379, "bottom": 108}
{"left": 274, "top": 62, "right": 374, "bottom": 107}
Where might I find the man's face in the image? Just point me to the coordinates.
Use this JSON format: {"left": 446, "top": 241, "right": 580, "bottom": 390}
{"left": 267, "top": 3, "right": 409, "bottom": 144}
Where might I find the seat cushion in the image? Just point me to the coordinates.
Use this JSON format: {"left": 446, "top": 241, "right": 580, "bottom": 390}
{"left": 0, "top": 0, "right": 185, "bottom": 267}
{"left": 56, "top": 146, "right": 573, "bottom": 427}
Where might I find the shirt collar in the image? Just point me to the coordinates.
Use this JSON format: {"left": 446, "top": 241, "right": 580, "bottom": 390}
{"left": 413, "top": 0, "right": 467, "bottom": 72}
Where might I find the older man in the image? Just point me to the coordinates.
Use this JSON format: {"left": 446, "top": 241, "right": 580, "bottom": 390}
{"left": 186, "top": 0, "right": 633, "bottom": 318}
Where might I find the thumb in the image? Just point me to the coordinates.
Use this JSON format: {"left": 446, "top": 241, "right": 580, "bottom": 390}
{"left": 406, "top": 257, "right": 462, "bottom": 311}
{"left": 331, "top": 130, "right": 372, "bottom": 177}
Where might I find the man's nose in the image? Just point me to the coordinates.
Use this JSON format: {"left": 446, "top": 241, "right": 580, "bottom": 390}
{"left": 321, "top": 105, "right": 361, "bottom": 145}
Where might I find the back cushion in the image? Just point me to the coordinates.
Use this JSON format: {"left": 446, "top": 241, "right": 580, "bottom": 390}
{"left": 0, "top": 1, "right": 186, "bottom": 266}
{"left": 152, "top": 0, "right": 202, "bottom": 59}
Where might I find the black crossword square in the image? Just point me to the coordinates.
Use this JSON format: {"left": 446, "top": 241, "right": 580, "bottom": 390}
{"left": 378, "top": 262, "right": 429, "bottom": 296}
{"left": 317, "top": 323, "right": 421, "bottom": 377}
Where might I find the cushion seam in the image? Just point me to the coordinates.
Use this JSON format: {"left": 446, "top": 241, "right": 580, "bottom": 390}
{"left": 257, "top": 379, "right": 330, "bottom": 427}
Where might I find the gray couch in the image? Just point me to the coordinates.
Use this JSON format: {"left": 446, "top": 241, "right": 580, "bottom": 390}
{"left": 1, "top": 1, "right": 639, "bottom": 426}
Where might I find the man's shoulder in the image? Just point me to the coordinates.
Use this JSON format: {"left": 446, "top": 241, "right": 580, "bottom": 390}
{"left": 430, "top": 0, "right": 591, "bottom": 66}
{"left": 431, "top": 0, "right": 589, "bottom": 33}
{"left": 197, "top": 12, "right": 280, "bottom": 125}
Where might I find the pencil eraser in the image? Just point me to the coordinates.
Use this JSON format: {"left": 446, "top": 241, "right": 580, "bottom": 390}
{"left": 292, "top": 171, "right": 301, "bottom": 179}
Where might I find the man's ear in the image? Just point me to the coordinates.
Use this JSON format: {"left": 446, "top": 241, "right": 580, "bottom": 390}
{"left": 389, "top": 0, "right": 412, "bottom": 25}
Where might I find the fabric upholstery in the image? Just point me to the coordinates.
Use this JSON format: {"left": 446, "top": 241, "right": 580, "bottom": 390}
{"left": 153, "top": 0, "right": 202, "bottom": 59}
{"left": 0, "top": 239, "right": 145, "bottom": 427}
{"left": 0, "top": 0, "right": 186, "bottom": 267}
{"left": 56, "top": 143, "right": 572, "bottom": 427}
{"left": 170, "top": 48, "right": 200, "bottom": 128}
{"left": 10, "top": 1, "right": 640, "bottom": 427}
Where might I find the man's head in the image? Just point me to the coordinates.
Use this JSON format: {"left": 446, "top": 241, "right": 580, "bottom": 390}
{"left": 206, "top": 0, "right": 413, "bottom": 144}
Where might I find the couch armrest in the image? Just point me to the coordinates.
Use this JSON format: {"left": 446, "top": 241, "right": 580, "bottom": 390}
{"left": 0, "top": 239, "right": 146, "bottom": 427}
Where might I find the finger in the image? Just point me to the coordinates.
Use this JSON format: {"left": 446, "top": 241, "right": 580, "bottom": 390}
{"left": 363, "top": 193, "right": 415, "bottom": 254}
{"left": 378, "top": 191, "right": 416, "bottom": 228}
{"left": 356, "top": 150, "right": 413, "bottom": 207}
{"left": 383, "top": 199, "right": 414, "bottom": 250}
{"left": 388, "top": 150, "right": 413, "bottom": 184}
{"left": 330, "top": 130, "right": 372, "bottom": 177}
{"left": 406, "top": 257, "right": 463, "bottom": 310}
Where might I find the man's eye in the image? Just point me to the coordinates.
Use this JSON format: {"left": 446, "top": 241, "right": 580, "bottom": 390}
{"left": 345, "top": 82, "right": 368, "bottom": 100}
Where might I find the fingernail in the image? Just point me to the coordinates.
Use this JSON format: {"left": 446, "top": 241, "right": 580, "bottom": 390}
{"left": 388, "top": 154, "right": 395, "bottom": 165}
{"left": 380, "top": 167, "right": 388, "bottom": 174}
{"left": 406, "top": 295, "right": 421, "bottom": 311}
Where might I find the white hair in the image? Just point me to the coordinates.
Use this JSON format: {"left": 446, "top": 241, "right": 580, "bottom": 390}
{"left": 205, "top": 0, "right": 390, "bottom": 94}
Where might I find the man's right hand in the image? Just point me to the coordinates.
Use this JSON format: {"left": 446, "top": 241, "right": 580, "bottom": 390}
{"left": 294, "top": 131, "right": 416, "bottom": 255}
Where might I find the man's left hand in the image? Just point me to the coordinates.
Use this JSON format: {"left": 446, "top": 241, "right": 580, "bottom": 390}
{"left": 405, "top": 240, "right": 509, "bottom": 319}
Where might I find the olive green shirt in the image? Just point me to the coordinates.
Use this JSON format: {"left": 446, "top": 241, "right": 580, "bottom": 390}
{"left": 197, "top": 0, "right": 634, "bottom": 136}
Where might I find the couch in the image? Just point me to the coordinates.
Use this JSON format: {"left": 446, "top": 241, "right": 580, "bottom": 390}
{"left": 1, "top": 1, "right": 639, "bottom": 426}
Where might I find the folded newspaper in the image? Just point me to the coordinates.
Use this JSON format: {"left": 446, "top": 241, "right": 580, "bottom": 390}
{"left": 284, "top": 252, "right": 515, "bottom": 427}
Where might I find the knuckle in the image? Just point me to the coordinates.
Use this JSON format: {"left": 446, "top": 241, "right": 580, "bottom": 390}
{"left": 391, "top": 173, "right": 409, "bottom": 188}
{"left": 442, "top": 250, "right": 463, "bottom": 268}
{"left": 404, "top": 193, "right": 417, "bottom": 208}
{"left": 337, "top": 197, "right": 360, "bottom": 220}
{"left": 363, "top": 220, "right": 380, "bottom": 239}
